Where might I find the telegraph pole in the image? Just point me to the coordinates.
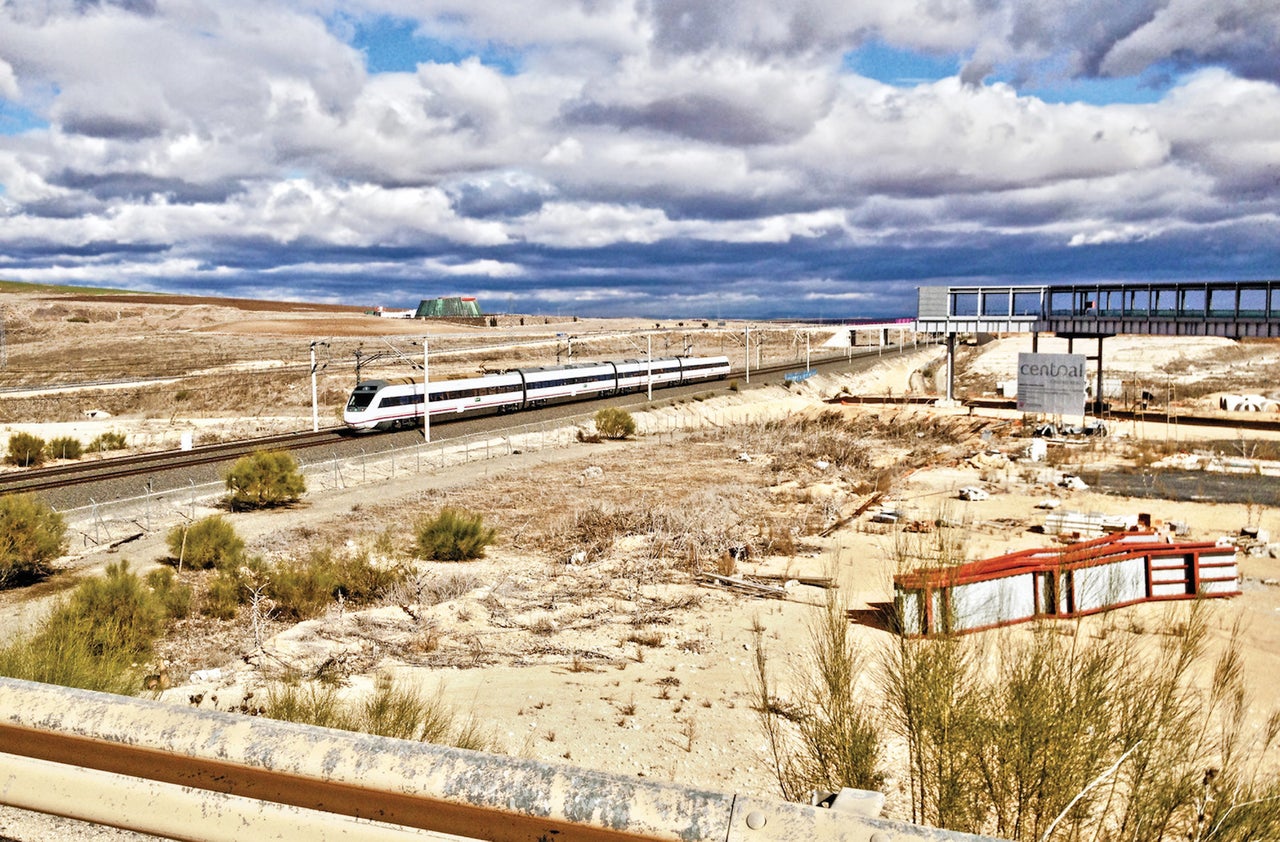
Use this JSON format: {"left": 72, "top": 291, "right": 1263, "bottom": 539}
{"left": 309, "top": 341, "right": 328, "bottom": 432}
{"left": 647, "top": 334, "right": 653, "bottom": 400}
{"left": 745, "top": 327, "right": 751, "bottom": 384}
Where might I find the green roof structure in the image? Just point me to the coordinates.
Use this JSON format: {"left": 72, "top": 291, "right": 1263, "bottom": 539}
{"left": 415, "top": 296, "right": 483, "bottom": 318}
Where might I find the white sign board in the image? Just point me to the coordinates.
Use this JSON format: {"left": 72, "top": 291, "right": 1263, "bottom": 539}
{"left": 1017, "top": 353, "right": 1087, "bottom": 415}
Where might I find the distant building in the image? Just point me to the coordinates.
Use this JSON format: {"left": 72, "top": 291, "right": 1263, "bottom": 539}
{"left": 416, "top": 296, "right": 483, "bottom": 319}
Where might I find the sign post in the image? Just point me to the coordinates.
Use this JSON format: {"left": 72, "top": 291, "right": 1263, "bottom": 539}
{"left": 1016, "top": 353, "right": 1087, "bottom": 416}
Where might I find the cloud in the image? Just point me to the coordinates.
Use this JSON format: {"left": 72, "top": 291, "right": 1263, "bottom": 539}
{"left": 0, "top": 1, "right": 1276, "bottom": 318}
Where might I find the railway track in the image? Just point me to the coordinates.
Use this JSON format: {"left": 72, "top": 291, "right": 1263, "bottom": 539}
{"left": 0, "top": 429, "right": 346, "bottom": 496}
{"left": 0, "top": 347, "right": 907, "bottom": 500}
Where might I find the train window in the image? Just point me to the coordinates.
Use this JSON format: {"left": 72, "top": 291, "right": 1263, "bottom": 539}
{"left": 347, "top": 391, "right": 376, "bottom": 410}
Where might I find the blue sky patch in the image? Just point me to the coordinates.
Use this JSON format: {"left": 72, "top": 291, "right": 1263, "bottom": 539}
{"left": 0, "top": 101, "right": 49, "bottom": 135}
{"left": 1016, "top": 75, "right": 1170, "bottom": 105}
{"left": 843, "top": 41, "right": 959, "bottom": 86}
{"left": 348, "top": 15, "right": 519, "bottom": 75}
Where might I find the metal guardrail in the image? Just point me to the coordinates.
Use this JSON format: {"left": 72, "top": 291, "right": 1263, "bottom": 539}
{"left": 0, "top": 678, "right": 1004, "bottom": 842}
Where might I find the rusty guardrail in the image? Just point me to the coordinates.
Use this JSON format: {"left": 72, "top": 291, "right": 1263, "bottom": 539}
{"left": 0, "top": 677, "right": 1004, "bottom": 842}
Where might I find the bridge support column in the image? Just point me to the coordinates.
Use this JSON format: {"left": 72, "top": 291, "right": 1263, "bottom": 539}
{"left": 945, "top": 332, "right": 956, "bottom": 402}
{"left": 1095, "top": 337, "right": 1104, "bottom": 415}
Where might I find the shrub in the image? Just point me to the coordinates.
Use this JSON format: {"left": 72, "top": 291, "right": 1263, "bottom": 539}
{"left": 0, "top": 611, "right": 139, "bottom": 694}
{"left": 5, "top": 432, "right": 46, "bottom": 467}
{"left": 167, "top": 515, "right": 244, "bottom": 571}
{"left": 415, "top": 508, "right": 496, "bottom": 561}
{"left": 145, "top": 567, "right": 192, "bottom": 620}
{"left": 753, "top": 593, "right": 882, "bottom": 802}
{"left": 264, "top": 674, "right": 491, "bottom": 750}
{"left": 266, "top": 553, "right": 339, "bottom": 621}
{"left": 88, "top": 431, "right": 128, "bottom": 452}
{"left": 202, "top": 570, "right": 243, "bottom": 620}
{"left": 45, "top": 436, "right": 84, "bottom": 460}
{"left": 873, "top": 607, "right": 1280, "bottom": 842}
{"left": 224, "top": 450, "right": 306, "bottom": 510}
{"left": 594, "top": 407, "right": 637, "bottom": 440}
{"left": 50, "top": 561, "right": 167, "bottom": 659}
{"left": 0, "top": 561, "right": 182, "bottom": 693}
{"left": 0, "top": 493, "right": 67, "bottom": 587}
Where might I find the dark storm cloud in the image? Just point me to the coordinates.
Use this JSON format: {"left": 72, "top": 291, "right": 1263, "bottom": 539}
{"left": 446, "top": 178, "right": 550, "bottom": 219}
{"left": 57, "top": 111, "right": 165, "bottom": 140}
{"left": 563, "top": 94, "right": 800, "bottom": 146}
{"left": 641, "top": 0, "right": 838, "bottom": 58}
{"left": 49, "top": 170, "right": 244, "bottom": 204}
{"left": 74, "top": 0, "right": 157, "bottom": 14}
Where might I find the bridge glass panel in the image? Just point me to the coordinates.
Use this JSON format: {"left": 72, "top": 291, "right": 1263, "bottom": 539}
{"left": 1048, "top": 290, "right": 1075, "bottom": 316}
{"left": 1273, "top": 286, "right": 1280, "bottom": 317}
{"left": 951, "top": 291, "right": 979, "bottom": 316}
{"left": 1100, "top": 289, "right": 1124, "bottom": 317}
{"left": 1156, "top": 288, "right": 1179, "bottom": 316}
{"left": 1126, "top": 289, "right": 1152, "bottom": 317}
{"left": 1237, "top": 287, "right": 1267, "bottom": 318}
{"left": 1209, "top": 287, "right": 1238, "bottom": 318}
{"left": 1012, "top": 290, "right": 1041, "bottom": 316}
{"left": 981, "top": 291, "right": 1010, "bottom": 316}
{"left": 1181, "top": 288, "right": 1207, "bottom": 315}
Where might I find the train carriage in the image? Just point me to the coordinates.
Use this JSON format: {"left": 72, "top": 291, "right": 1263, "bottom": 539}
{"left": 343, "top": 355, "right": 731, "bottom": 431}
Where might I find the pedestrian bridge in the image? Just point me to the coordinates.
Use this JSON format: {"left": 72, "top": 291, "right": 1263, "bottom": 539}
{"left": 917, "top": 280, "right": 1280, "bottom": 338}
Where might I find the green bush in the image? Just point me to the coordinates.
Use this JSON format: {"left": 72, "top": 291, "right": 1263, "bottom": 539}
{"left": 873, "top": 608, "right": 1280, "bottom": 842}
{"left": 0, "top": 493, "right": 67, "bottom": 587}
{"left": 257, "top": 546, "right": 410, "bottom": 621}
{"left": 6, "top": 432, "right": 46, "bottom": 467}
{"left": 88, "top": 431, "right": 128, "bottom": 452}
{"left": 224, "top": 450, "right": 306, "bottom": 510}
{"left": 264, "top": 673, "right": 491, "bottom": 750}
{"left": 45, "top": 436, "right": 84, "bottom": 460}
{"left": 415, "top": 508, "right": 496, "bottom": 561}
{"left": 0, "top": 611, "right": 139, "bottom": 694}
{"left": 593, "top": 407, "right": 637, "bottom": 440}
{"left": 202, "top": 570, "right": 243, "bottom": 620}
{"left": 167, "top": 515, "right": 244, "bottom": 571}
{"left": 50, "top": 561, "right": 167, "bottom": 659}
{"left": 145, "top": 567, "right": 192, "bottom": 620}
{"left": 0, "top": 561, "right": 183, "bottom": 693}
{"left": 266, "top": 553, "right": 338, "bottom": 621}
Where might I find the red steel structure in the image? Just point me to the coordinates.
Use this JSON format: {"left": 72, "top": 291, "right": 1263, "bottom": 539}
{"left": 895, "top": 531, "right": 1240, "bottom": 636}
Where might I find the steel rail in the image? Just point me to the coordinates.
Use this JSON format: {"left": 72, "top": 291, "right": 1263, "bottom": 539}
{"left": 0, "top": 348, "right": 897, "bottom": 497}
{"left": 0, "top": 677, "right": 1001, "bottom": 842}
{"left": 0, "top": 428, "right": 346, "bottom": 495}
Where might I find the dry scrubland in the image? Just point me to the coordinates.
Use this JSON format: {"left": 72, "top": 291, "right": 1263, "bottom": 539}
{"left": 2, "top": 288, "right": 1280, "bottom": 840}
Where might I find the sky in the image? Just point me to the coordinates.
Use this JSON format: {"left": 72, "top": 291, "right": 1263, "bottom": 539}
{"left": 0, "top": 1, "right": 1278, "bottom": 318}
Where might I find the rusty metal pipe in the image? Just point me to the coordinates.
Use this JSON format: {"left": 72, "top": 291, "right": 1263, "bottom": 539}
{"left": 0, "top": 751, "right": 444, "bottom": 841}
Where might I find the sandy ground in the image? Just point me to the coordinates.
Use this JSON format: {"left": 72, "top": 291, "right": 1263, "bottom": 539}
{"left": 2, "top": 289, "right": 1280, "bottom": 841}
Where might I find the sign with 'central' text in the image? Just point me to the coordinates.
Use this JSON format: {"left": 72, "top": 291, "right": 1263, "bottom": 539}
{"left": 1016, "top": 353, "right": 1087, "bottom": 415}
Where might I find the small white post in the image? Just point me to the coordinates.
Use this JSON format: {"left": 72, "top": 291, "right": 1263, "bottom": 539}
{"left": 430, "top": 335, "right": 435, "bottom": 442}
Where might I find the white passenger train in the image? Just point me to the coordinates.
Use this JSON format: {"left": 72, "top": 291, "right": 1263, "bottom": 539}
{"left": 343, "top": 355, "right": 732, "bottom": 431}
